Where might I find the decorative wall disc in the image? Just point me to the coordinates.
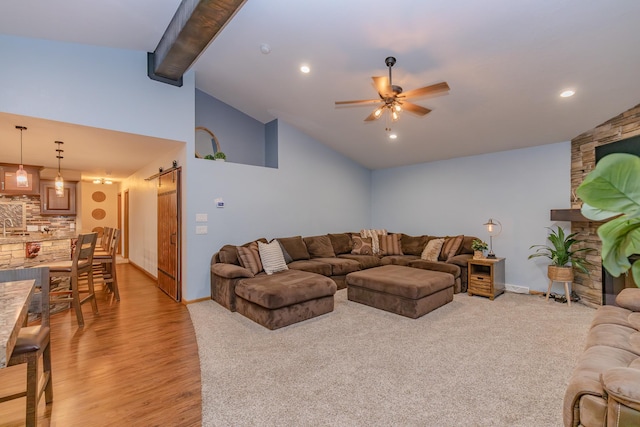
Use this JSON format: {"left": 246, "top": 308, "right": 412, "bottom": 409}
{"left": 92, "top": 226, "right": 104, "bottom": 237}
{"left": 92, "top": 191, "right": 106, "bottom": 202}
{"left": 92, "top": 208, "right": 106, "bottom": 220}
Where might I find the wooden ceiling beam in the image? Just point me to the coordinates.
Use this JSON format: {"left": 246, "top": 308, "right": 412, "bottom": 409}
{"left": 148, "top": 0, "right": 246, "bottom": 86}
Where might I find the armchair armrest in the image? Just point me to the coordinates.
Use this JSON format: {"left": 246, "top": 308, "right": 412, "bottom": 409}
{"left": 601, "top": 367, "right": 640, "bottom": 426}
{"left": 211, "top": 263, "right": 254, "bottom": 279}
{"left": 447, "top": 253, "right": 473, "bottom": 268}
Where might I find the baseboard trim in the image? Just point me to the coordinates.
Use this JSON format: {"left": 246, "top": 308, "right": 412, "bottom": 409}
{"left": 182, "top": 296, "right": 211, "bottom": 305}
{"left": 506, "top": 284, "right": 530, "bottom": 294}
{"left": 128, "top": 260, "right": 158, "bottom": 281}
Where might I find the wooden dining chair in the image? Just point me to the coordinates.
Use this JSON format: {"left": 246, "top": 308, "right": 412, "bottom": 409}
{"left": 93, "top": 228, "right": 121, "bottom": 301}
{"left": 47, "top": 232, "right": 98, "bottom": 327}
{"left": 0, "top": 267, "right": 53, "bottom": 427}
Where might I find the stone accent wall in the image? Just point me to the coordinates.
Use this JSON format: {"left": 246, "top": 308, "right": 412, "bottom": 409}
{"left": 570, "top": 103, "right": 640, "bottom": 307}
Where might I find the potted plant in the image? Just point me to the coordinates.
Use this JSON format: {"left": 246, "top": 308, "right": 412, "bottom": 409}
{"left": 528, "top": 226, "right": 595, "bottom": 281}
{"left": 576, "top": 153, "right": 640, "bottom": 284}
{"left": 471, "top": 239, "right": 488, "bottom": 259}
{"left": 213, "top": 152, "right": 226, "bottom": 162}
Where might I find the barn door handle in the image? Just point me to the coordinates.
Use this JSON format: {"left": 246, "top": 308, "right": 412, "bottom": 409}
{"left": 170, "top": 233, "right": 177, "bottom": 245}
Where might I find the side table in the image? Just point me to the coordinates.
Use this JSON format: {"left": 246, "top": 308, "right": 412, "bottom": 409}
{"left": 468, "top": 257, "right": 505, "bottom": 300}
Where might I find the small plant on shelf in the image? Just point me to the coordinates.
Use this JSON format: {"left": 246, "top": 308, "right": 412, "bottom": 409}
{"left": 471, "top": 239, "right": 488, "bottom": 252}
{"left": 213, "top": 152, "right": 227, "bottom": 161}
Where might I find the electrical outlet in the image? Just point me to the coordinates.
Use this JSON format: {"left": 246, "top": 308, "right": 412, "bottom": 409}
{"left": 195, "top": 225, "right": 208, "bottom": 235}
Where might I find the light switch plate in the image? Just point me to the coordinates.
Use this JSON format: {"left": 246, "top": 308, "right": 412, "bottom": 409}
{"left": 195, "top": 225, "right": 208, "bottom": 235}
{"left": 196, "top": 213, "right": 208, "bottom": 222}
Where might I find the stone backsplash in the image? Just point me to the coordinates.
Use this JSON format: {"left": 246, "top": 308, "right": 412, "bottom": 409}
{"left": 0, "top": 194, "right": 76, "bottom": 234}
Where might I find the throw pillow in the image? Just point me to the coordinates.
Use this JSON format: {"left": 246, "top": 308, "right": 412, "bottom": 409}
{"left": 440, "top": 235, "right": 465, "bottom": 261}
{"left": 379, "top": 234, "right": 403, "bottom": 256}
{"left": 258, "top": 241, "right": 288, "bottom": 275}
{"left": 328, "top": 233, "right": 353, "bottom": 255}
{"left": 351, "top": 236, "right": 373, "bottom": 255}
{"left": 400, "top": 234, "right": 429, "bottom": 256}
{"left": 303, "top": 235, "right": 336, "bottom": 258}
{"left": 236, "top": 242, "right": 262, "bottom": 275}
{"left": 277, "top": 236, "right": 310, "bottom": 261}
{"left": 360, "top": 229, "right": 387, "bottom": 254}
{"left": 421, "top": 238, "right": 445, "bottom": 261}
{"left": 276, "top": 240, "right": 293, "bottom": 264}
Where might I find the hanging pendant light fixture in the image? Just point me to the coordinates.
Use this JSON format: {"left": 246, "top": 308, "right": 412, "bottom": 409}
{"left": 54, "top": 141, "right": 65, "bottom": 197}
{"left": 15, "top": 125, "right": 29, "bottom": 188}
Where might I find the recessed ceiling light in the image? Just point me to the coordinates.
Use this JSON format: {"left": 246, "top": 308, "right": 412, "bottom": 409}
{"left": 300, "top": 65, "right": 310, "bottom": 74}
{"left": 560, "top": 89, "right": 575, "bottom": 98}
{"left": 260, "top": 43, "right": 271, "bottom": 54}
{"left": 388, "top": 133, "right": 398, "bottom": 140}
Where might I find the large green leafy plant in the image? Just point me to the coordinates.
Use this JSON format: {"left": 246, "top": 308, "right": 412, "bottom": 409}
{"left": 576, "top": 153, "right": 640, "bottom": 285}
{"left": 528, "top": 226, "right": 594, "bottom": 272}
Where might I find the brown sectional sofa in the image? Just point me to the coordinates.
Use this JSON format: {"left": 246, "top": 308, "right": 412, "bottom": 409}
{"left": 210, "top": 232, "right": 477, "bottom": 329}
{"left": 563, "top": 288, "right": 640, "bottom": 426}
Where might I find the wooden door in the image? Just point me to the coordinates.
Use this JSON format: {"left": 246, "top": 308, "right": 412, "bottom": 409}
{"left": 157, "top": 168, "right": 181, "bottom": 301}
{"left": 124, "top": 190, "right": 129, "bottom": 259}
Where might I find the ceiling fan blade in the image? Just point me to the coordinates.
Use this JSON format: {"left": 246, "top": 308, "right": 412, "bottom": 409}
{"left": 335, "top": 99, "right": 383, "bottom": 105}
{"left": 399, "top": 82, "right": 450, "bottom": 99}
{"left": 364, "top": 109, "right": 382, "bottom": 121}
{"left": 372, "top": 76, "right": 393, "bottom": 98}
{"left": 402, "top": 102, "right": 432, "bottom": 116}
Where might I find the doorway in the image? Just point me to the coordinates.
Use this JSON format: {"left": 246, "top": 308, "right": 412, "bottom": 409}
{"left": 157, "top": 168, "right": 181, "bottom": 301}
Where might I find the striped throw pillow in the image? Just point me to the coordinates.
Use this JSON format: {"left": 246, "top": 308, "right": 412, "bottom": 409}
{"left": 440, "top": 235, "right": 465, "bottom": 261}
{"left": 258, "top": 240, "right": 288, "bottom": 275}
{"left": 236, "top": 242, "right": 263, "bottom": 275}
{"left": 360, "top": 229, "right": 387, "bottom": 254}
{"left": 379, "top": 234, "right": 403, "bottom": 256}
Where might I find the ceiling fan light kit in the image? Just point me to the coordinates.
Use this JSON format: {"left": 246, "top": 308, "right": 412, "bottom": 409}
{"left": 335, "top": 56, "right": 450, "bottom": 134}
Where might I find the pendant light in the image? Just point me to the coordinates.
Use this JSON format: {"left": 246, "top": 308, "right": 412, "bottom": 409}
{"left": 15, "top": 125, "right": 29, "bottom": 187}
{"left": 54, "top": 141, "right": 65, "bottom": 197}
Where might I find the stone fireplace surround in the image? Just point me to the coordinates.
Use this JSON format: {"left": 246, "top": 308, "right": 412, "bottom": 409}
{"left": 569, "top": 103, "right": 640, "bottom": 307}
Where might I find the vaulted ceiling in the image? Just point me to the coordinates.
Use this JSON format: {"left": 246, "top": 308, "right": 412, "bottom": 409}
{"left": 1, "top": 0, "right": 639, "bottom": 179}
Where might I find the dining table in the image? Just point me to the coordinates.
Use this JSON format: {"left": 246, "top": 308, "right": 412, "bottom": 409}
{"left": 0, "top": 279, "right": 35, "bottom": 368}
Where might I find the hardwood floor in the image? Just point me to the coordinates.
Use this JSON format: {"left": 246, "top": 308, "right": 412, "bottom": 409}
{"left": 0, "top": 263, "right": 202, "bottom": 426}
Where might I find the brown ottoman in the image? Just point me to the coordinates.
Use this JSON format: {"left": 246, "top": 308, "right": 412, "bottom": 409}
{"left": 235, "top": 269, "right": 337, "bottom": 330}
{"left": 346, "top": 265, "right": 454, "bottom": 318}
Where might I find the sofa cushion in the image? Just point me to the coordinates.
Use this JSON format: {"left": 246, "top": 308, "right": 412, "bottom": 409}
{"left": 400, "top": 234, "right": 429, "bottom": 256}
{"left": 278, "top": 236, "right": 310, "bottom": 261}
{"left": 379, "top": 234, "right": 403, "bottom": 256}
{"left": 460, "top": 236, "right": 477, "bottom": 255}
{"left": 235, "top": 269, "right": 336, "bottom": 310}
{"left": 236, "top": 242, "right": 263, "bottom": 275}
{"left": 421, "top": 238, "right": 445, "bottom": 261}
{"left": 328, "top": 233, "right": 353, "bottom": 255}
{"left": 311, "top": 257, "right": 360, "bottom": 276}
{"left": 288, "top": 260, "right": 332, "bottom": 276}
{"left": 303, "top": 235, "right": 336, "bottom": 258}
{"left": 380, "top": 255, "right": 420, "bottom": 266}
{"left": 439, "top": 235, "right": 464, "bottom": 261}
{"left": 275, "top": 240, "right": 293, "bottom": 264}
{"left": 338, "top": 254, "right": 382, "bottom": 269}
{"left": 258, "top": 241, "right": 288, "bottom": 275}
{"left": 351, "top": 236, "right": 373, "bottom": 255}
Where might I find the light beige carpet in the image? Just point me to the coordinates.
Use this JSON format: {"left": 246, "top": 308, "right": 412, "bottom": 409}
{"left": 188, "top": 289, "right": 595, "bottom": 426}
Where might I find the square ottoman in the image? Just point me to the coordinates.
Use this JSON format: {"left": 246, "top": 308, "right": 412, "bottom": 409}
{"left": 346, "top": 265, "right": 454, "bottom": 318}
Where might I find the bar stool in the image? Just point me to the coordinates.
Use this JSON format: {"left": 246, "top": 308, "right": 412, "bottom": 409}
{"left": 47, "top": 232, "right": 98, "bottom": 326}
{"left": 93, "top": 229, "right": 121, "bottom": 301}
{"left": 0, "top": 267, "right": 53, "bottom": 427}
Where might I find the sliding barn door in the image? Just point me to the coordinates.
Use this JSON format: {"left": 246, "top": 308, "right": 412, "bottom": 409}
{"left": 157, "top": 168, "right": 181, "bottom": 301}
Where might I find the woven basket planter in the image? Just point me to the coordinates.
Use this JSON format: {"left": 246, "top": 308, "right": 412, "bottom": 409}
{"left": 548, "top": 265, "right": 574, "bottom": 282}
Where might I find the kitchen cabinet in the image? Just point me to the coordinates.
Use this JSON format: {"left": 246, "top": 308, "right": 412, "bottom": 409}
{"left": 40, "top": 180, "right": 77, "bottom": 215}
{"left": 0, "top": 163, "right": 41, "bottom": 195}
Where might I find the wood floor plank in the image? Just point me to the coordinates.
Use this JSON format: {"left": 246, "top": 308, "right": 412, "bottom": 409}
{"left": 0, "top": 263, "right": 202, "bottom": 426}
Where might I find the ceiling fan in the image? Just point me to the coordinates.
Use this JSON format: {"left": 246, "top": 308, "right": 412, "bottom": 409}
{"left": 335, "top": 56, "right": 450, "bottom": 123}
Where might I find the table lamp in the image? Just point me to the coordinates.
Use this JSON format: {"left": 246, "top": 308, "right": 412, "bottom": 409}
{"left": 483, "top": 218, "right": 502, "bottom": 259}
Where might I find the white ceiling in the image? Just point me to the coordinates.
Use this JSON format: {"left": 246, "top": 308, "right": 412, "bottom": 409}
{"left": 1, "top": 0, "right": 639, "bottom": 175}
